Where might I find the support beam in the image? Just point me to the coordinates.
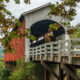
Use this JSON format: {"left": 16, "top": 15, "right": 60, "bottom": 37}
{"left": 44, "top": 69, "right": 49, "bottom": 80}
{"left": 44, "top": 68, "right": 46, "bottom": 80}
{"left": 63, "top": 73, "right": 67, "bottom": 79}
{"left": 59, "top": 64, "right": 67, "bottom": 80}
{"left": 63, "top": 65, "right": 79, "bottom": 80}
{"left": 60, "top": 68, "right": 64, "bottom": 80}
{"left": 41, "top": 61, "right": 59, "bottom": 80}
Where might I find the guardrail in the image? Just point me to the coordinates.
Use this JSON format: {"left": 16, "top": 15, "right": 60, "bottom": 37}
{"left": 29, "top": 38, "right": 80, "bottom": 63}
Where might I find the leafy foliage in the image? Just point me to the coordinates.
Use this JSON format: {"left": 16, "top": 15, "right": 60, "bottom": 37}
{"left": 0, "top": 0, "right": 31, "bottom": 53}
{"left": 0, "top": 59, "right": 36, "bottom": 80}
{"left": 0, "top": 58, "right": 4, "bottom": 67}
{"left": 45, "top": 0, "right": 80, "bottom": 42}
{"left": 49, "top": 0, "right": 80, "bottom": 29}
{"left": 49, "top": 0, "right": 77, "bottom": 20}
{"left": 69, "top": 24, "right": 80, "bottom": 38}
{"left": 9, "top": 60, "right": 36, "bottom": 80}
{"left": 0, "top": 58, "right": 10, "bottom": 80}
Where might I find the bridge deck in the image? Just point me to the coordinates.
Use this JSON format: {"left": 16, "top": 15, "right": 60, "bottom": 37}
{"left": 29, "top": 38, "right": 80, "bottom": 66}
{"left": 30, "top": 54, "right": 80, "bottom": 66}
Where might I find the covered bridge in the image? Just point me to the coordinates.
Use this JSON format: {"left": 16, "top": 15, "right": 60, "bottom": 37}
{"left": 4, "top": 2, "right": 80, "bottom": 80}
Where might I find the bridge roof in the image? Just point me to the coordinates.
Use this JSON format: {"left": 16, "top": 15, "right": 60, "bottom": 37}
{"left": 23, "top": 2, "right": 51, "bottom": 15}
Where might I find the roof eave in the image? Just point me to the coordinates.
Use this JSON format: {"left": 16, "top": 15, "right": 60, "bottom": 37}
{"left": 22, "top": 2, "right": 51, "bottom": 16}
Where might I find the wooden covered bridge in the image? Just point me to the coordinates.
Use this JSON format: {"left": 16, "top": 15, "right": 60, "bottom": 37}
{"left": 4, "top": 2, "right": 80, "bottom": 80}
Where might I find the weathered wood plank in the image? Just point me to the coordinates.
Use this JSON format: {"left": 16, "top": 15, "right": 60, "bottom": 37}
{"left": 72, "top": 45, "right": 80, "bottom": 49}
{"left": 71, "top": 38, "right": 80, "bottom": 42}
{"left": 41, "top": 61, "right": 59, "bottom": 80}
{"left": 63, "top": 65, "right": 79, "bottom": 80}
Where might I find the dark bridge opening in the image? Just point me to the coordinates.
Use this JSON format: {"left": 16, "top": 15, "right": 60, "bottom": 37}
{"left": 30, "top": 19, "right": 65, "bottom": 47}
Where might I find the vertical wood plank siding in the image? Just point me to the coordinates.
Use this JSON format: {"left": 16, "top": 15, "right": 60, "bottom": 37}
{"left": 4, "top": 20, "right": 25, "bottom": 62}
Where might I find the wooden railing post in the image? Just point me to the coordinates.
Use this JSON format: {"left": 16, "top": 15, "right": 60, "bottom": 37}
{"left": 29, "top": 47, "right": 33, "bottom": 61}
{"left": 36, "top": 46, "right": 37, "bottom": 60}
{"left": 58, "top": 40, "right": 61, "bottom": 62}
{"left": 68, "top": 39, "right": 72, "bottom": 64}
{"left": 32, "top": 47, "right": 34, "bottom": 60}
{"left": 45, "top": 43, "right": 47, "bottom": 60}
{"left": 51, "top": 42, "right": 53, "bottom": 61}
{"left": 40, "top": 45, "right": 41, "bottom": 60}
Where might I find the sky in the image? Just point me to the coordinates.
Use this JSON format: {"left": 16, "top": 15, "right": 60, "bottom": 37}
{"left": 4, "top": 0, "right": 80, "bottom": 26}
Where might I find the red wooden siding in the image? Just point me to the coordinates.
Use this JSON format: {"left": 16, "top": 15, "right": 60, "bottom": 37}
{"left": 4, "top": 20, "right": 25, "bottom": 62}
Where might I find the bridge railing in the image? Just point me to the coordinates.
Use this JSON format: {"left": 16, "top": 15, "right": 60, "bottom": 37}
{"left": 29, "top": 38, "right": 80, "bottom": 63}
{"left": 71, "top": 38, "right": 80, "bottom": 55}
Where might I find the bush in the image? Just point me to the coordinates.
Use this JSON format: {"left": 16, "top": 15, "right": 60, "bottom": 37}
{"left": 0, "top": 58, "right": 10, "bottom": 80}
{"left": 9, "top": 60, "right": 36, "bottom": 80}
